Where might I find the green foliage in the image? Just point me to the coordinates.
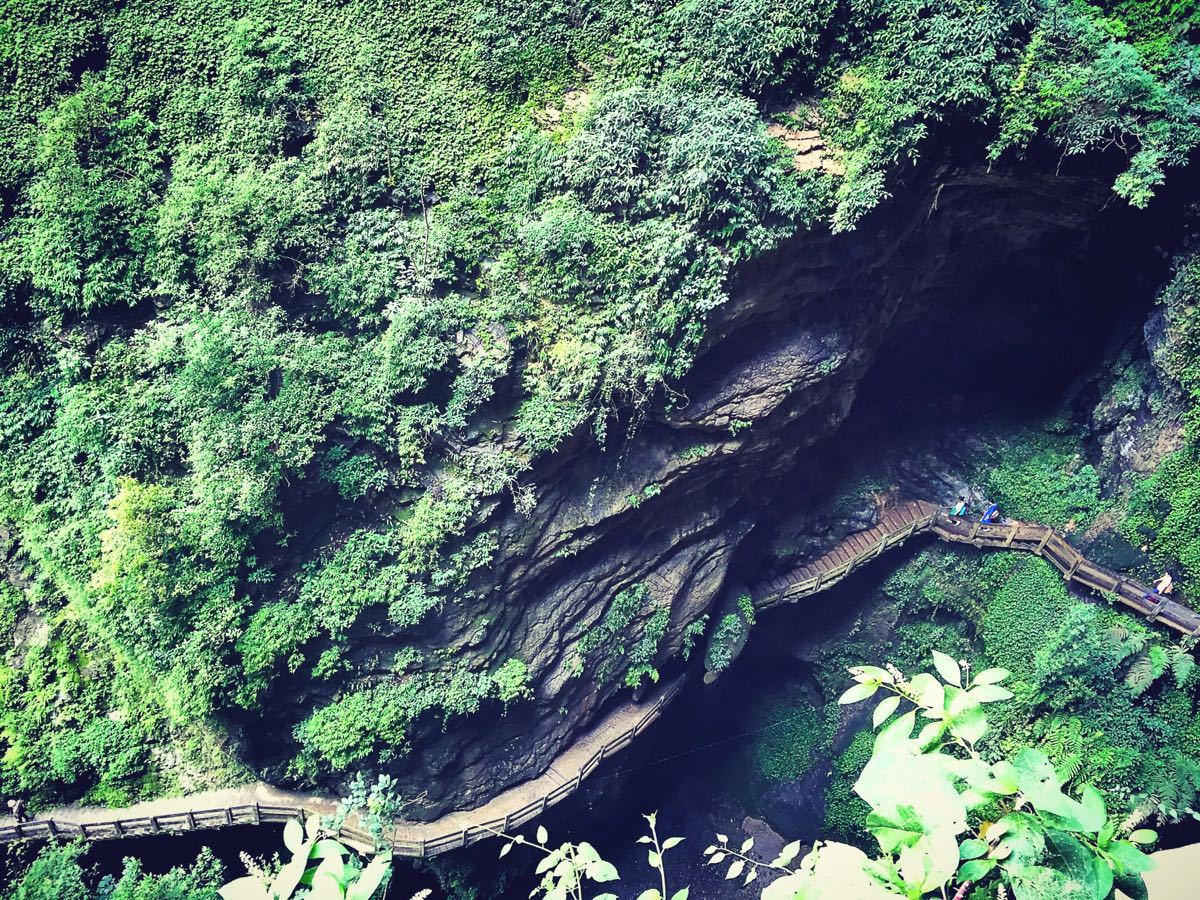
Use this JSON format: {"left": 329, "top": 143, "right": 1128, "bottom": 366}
{"left": 293, "top": 666, "right": 496, "bottom": 772}
{"left": 704, "top": 594, "right": 756, "bottom": 675}
{"left": 981, "top": 431, "right": 1106, "bottom": 529}
{"left": 494, "top": 658, "right": 533, "bottom": 703}
{"left": 2, "top": 843, "right": 223, "bottom": 900}
{"left": 220, "top": 816, "right": 391, "bottom": 900}
{"left": 750, "top": 694, "right": 829, "bottom": 783}
{"left": 990, "top": 0, "right": 1200, "bottom": 208}
{"left": 978, "top": 555, "right": 1067, "bottom": 680}
{"left": 1113, "top": 252, "right": 1200, "bottom": 584}
{"left": 828, "top": 653, "right": 1157, "bottom": 899}
{"left": 822, "top": 729, "right": 875, "bottom": 848}
{"left": 575, "top": 584, "right": 671, "bottom": 686}
{"left": 0, "top": 0, "right": 1197, "bottom": 795}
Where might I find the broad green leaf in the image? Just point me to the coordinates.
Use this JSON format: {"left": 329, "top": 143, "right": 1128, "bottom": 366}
{"left": 347, "top": 855, "right": 392, "bottom": 900}
{"left": 1128, "top": 829, "right": 1158, "bottom": 845}
{"left": 311, "top": 839, "right": 348, "bottom": 861}
{"left": 958, "top": 858, "right": 996, "bottom": 881}
{"left": 1113, "top": 872, "right": 1149, "bottom": 900}
{"left": 959, "top": 838, "right": 988, "bottom": 860}
{"left": 1106, "top": 840, "right": 1155, "bottom": 875}
{"left": 536, "top": 825, "right": 548, "bottom": 844}
{"left": 499, "top": 842, "right": 512, "bottom": 858}
{"left": 662, "top": 836, "right": 684, "bottom": 850}
{"left": 1092, "top": 856, "right": 1114, "bottom": 900}
{"left": 917, "top": 720, "right": 944, "bottom": 748}
{"left": 588, "top": 860, "right": 619, "bottom": 883}
{"left": 873, "top": 695, "right": 901, "bottom": 728}
{"left": 635, "top": 891, "right": 662, "bottom": 900}
{"left": 726, "top": 859, "right": 744, "bottom": 880}
{"left": 217, "top": 877, "right": 271, "bottom": 900}
{"left": 1045, "top": 830, "right": 1105, "bottom": 900}
{"left": 670, "top": 890, "right": 689, "bottom": 900}
{"left": 874, "top": 709, "right": 917, "bottom": 752}
{"left": 969, "top": 684, "right": 1013, "bottom": 703}
{"left": 990, "top": 760, "right": 1021, "bottom": 794}
{"left": 709, "top": 852, "right": 726, "bottom": 864}
{"left": 948, "top": 704, "right": 987, "bottom": 745}
{"left": 269, "top": 843, "right": 312, "bottom": 900}
{"left": 923, "top": 827, "right": 962, "bottom": 888}
{"left": 284, "top": 819, "right": 304, "bottom": 855}
{"left": 992, "top": 813, "right": 1047, "bottom": 868}
{"left": 866, "top": 805, "right": 926, "bottom": 854}
{"left": 850, "top": 665, "right": 893, "bottom": 684}
{"left": 648, "top": 850, "right": 660, "bottom": 869}
{"left": 774, "top": 839, "right": 802, "bottom": 867}
{"left": 741, "top": 837, "right": 754, "bottom": 852}
{"left": 838, "top": 682, "right": 880, "bottom": 704}
{"left": 1078, "top": 785, "right": 1107, "bottom": 833}
{"left": 973, "top": 667, "right": 1010, "bottom": 685}
{"left": 595, "top": 895, "right": 619, "bottom": 900}
{"left": 908, "top": 673, "right": 945, "bottom": 712}
{"left": 932, "top": 650, "right": 961, "bottom": 686}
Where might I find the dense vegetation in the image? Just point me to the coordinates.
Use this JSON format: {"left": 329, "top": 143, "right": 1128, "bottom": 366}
{"left": 1, "top": 0, "right": 1198, "bottom": 809}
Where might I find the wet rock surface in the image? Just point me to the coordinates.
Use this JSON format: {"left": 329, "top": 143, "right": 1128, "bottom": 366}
{"left": 246, "top": 165, "right": 1176, "bottom": 816}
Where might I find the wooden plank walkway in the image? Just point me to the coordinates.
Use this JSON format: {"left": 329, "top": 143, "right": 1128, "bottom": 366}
{"left": 3, "top": 501, "right": 1195, "bottom": 859}
{"left": 754, "top": 501, "right": 1200, "bottom": 637}
{"left": 0, "top": 676, "right": 684, "bottom": 858}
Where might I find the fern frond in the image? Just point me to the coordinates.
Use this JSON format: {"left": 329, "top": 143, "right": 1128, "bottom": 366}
{"left": 1171, "top": 644, "right": 1196, "bottom": 688}
{"left": 1126, "top": 651, "right": 1158, "bottom": 696}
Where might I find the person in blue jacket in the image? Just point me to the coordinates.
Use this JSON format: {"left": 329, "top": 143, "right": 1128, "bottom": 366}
{"left": 980, "top": 503, "right": 1001, "bottom": 524}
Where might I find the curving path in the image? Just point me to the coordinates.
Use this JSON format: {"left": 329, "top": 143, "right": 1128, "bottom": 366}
{"left": 752, "top": 500, "right": 1200, "bottom": 636}
{"left": 0, "top": 677, "right": 684, "bottom": 857}
{"left": 3, "top": 501, "right": 1196, "bottom": 858}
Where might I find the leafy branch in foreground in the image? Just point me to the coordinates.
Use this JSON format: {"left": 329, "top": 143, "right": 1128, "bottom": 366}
{"left": 502, "top": 651, "right": 1161, "bottom": 900}
{"left": 218, "top": 817, "right": 391, "bottom": 900}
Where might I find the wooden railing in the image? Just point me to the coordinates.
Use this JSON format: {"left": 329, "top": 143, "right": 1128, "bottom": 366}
{"left": 9, "top": 505, "right": 1195, "bottom": 858}
{"left": 931, "top": 515, "right": 1200, "bottom": 636}
{"left": 387, "top": 676, "right": 683, "bottom": 857}
{"left": 0, "top": 677, "right": 685, "bottom": 858}
{"left": 754, "top": 503, "right": 1200, "bottom": 638}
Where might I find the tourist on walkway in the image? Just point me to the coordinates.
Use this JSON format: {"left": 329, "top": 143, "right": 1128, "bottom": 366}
{"left": 950, "top": 496, "right": 969, "bottom": 516}
{"left": 980, "top": 502, "right": 1001, "bottom": 524}
{"left": 1156, "top": 572, "right": 1174, "bottom": 596}
{"left": 6, "top": 798, "right": 27, "bottom": 823}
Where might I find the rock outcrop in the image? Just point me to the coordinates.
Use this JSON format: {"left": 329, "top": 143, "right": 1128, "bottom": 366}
{"left": 250, "top": 165, "right": 1153, "bottom": 816}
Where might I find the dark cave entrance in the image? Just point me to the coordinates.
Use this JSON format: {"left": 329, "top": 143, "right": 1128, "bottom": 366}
{"left": 512, "top": 167, "right": 1200, "bottom": 890}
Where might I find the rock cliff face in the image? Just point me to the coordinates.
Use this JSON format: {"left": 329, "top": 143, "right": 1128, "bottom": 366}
{"left": 250, "top": 166, "right": 1158, "bottom": 816}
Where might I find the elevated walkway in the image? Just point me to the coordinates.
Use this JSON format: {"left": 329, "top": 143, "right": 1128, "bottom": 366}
{"left": 753, "top": 501, "right": 1200, "bottom": 636}
{"left": 4, "top": 502, "right": 1196, "bottom": 858}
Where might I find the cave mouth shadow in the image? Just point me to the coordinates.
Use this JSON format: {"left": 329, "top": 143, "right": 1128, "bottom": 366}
{"left": 552, "top": 171, "right": 1199, "bottom": 867}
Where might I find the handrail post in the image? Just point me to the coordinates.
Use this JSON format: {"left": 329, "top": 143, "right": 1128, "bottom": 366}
{"left": 1035, "top": 529, "right": 1052, "bottom": 555}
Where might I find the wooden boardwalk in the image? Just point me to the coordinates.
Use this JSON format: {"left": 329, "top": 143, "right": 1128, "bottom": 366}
{"left": 754, "top": 501, "right": 1200, "bottom": 636}
{"left": 0, "top": 677, "right": 684, "bottom": 858}
{"left": 3, "top": 501, "right": 1196, "bottom": 859}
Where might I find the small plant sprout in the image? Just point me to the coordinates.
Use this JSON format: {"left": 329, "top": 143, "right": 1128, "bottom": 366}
{"left": 703, "top": 831, "right": 803, "bottom": 889}
{"left": 489, "top": 822, "right": 619, "bottom": 900}
{"left": 636, "top": 811, "right": 688, "bottom": 900}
